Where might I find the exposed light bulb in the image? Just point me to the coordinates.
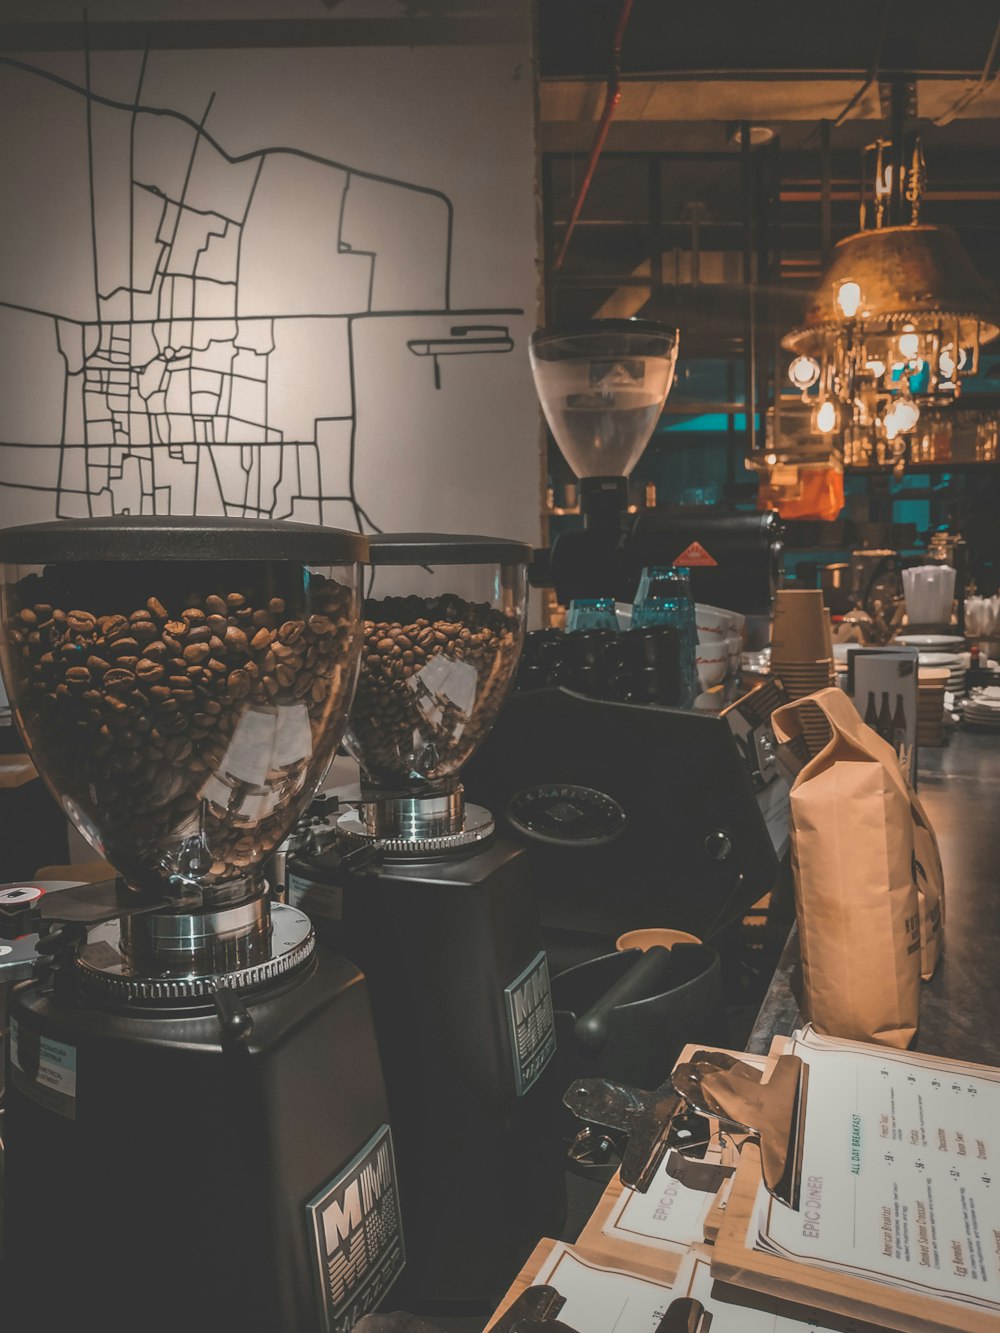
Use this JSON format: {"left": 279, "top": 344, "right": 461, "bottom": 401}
{"left": 939, "top": 347, "right": 956, "bottom": 380}
{"left": 883, "top": 398, "right": 921, "bottom": 441}
{"left": 813, "top": 399, "right": 840, "bottom": 435}
{"left": 788, "top": 355, "right": 820, "bottom": 389}
{"left": 958, "top": 347, "right": 969, "bottom": 370}
{"left": 898, "top": 331, "right": 921, "bottom": 360}
{"left": 765, "top": 453, "right": 777, "bottom": 465}
{"left": 836, "top": 281, "right": 862, "bottom": 319}
{"left": 866, "top": 358, "right": 886, "bottom": 378}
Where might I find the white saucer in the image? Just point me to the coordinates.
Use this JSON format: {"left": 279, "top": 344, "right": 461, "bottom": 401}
{"left": 897, "top": 634, "right": 965, "bottom": 649}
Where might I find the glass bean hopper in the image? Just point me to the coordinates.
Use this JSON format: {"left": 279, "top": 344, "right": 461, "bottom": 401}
{"left": 0, "top": 516, "right": 367, "bottom": 989}
{"left": 340, "top": 533, "right": 530, "bottom": 850}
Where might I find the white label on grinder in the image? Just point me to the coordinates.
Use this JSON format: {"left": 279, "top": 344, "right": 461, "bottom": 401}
{"left": 9, "top": 1016, "right": 77, "bottom": 1120}
{"left": 288, "top": 873, "right": 343, "bottom": 921}
{"left": 306, "top": 1123, "right": 404, "bottom": 1332}
{"left": 504, "top": 950, "right": 556, "bottom": 1096}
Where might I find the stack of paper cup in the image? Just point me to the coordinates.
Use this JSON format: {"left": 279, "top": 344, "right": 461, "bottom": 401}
{"left": 902, "top": 565, "right": 956, "bottom": 625}
{"left": 770, "top": 590, "right": 836, "bottom": 755}
{"left": 917, "top": 665, "right": 949, "bottom": 746}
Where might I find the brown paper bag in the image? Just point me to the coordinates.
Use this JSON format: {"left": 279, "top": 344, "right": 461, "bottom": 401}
{"left": 772, "top": 687, "right": 922, "bottom": 1048}
{"left": 910, "top": 789, "right": 945, "bottom": 979}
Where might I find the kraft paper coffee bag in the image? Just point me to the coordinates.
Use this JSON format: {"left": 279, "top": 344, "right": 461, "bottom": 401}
{"left": 910, "top": 789, "right": 945, "bottom": 980}
{"left": 772, "top": 687, "right": 925, "bottom": 1048}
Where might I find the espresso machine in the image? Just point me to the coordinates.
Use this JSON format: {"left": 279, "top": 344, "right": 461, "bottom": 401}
{"left": 286, "top": 534, "right": 565, "bottom": 1308}
{"left": 0, "top": 517, "right": 403, "bottom": 1333}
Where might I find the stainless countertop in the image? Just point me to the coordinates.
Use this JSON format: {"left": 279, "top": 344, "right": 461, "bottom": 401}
{"left": 747, "top": 728, "right": 1000, "bottom": 1063}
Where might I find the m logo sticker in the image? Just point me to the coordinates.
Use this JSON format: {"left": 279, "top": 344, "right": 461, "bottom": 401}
{"left": 504, "top": 951, "right": 557, "bottom": 1096}
{"left": 307, "top": 1124, "right": 404, "bottom": 1332}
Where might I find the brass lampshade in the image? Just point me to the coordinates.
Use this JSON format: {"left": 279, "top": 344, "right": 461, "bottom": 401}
{"left": 783, "top": 225, "right": 1000, "bottom": 356}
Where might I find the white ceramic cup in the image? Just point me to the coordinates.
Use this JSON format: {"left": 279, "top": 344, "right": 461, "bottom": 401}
{"left": 696, "top": 638, "right": 727, "bottom": 689}
{"left": 695, "top": 605, "right": 732, "bottom": 639}
{"left": 725, "top": 630, "right": 741, "bottom": 675}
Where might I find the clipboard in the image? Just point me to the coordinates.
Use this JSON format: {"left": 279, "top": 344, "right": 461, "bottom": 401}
{"left": 711, "top": 1034, "right": 1000, "bottom": 1333}
{"left": 572, "top": 1044, "right": 758, "bottom": 1283}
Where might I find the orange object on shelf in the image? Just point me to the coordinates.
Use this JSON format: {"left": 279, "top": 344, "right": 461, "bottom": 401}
{"left": 758, "top": 463, "right": 844, "bottom": 522}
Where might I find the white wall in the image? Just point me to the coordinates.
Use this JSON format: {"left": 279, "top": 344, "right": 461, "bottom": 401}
{"left": 0, "top": 2, "right": 542, "bottom": 544}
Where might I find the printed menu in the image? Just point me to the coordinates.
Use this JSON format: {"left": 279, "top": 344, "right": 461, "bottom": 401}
{"left": 675, "top": 1247, "right": 888, "bottom": 1332}
{"left": 528, "top": 1243, "right": 890, "bottom": 1333}
{"left": 753, "top": 1027, "right": 1000, "bottom": 1312}
{"left": 532, "top": 1244, "right": 674, "bottom": 1333}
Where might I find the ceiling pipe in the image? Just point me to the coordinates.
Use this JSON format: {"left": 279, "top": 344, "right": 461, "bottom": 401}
{"left": 553, "top": 0, "right": 634, "bottom": 271}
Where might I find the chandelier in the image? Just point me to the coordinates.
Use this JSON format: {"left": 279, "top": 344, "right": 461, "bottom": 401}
{"left": 781, "top": 139, "right": 1000, "bottom": 459}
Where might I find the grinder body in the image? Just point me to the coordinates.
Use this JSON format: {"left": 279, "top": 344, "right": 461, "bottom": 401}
{"left": 3, "top": 948, "right": 401, "bottom": 1333}
{"left": 289, "top": 835, "right": 565, "bottom": 1308}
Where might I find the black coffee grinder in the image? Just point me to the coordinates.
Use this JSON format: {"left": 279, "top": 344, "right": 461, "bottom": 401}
{"left": 287, "top": 534, "right": 564, "bottom": 1309}
{"left": 0, "top": 517, "right": 404, "bottom": 1333}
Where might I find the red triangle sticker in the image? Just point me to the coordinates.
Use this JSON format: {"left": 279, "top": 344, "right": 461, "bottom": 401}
{"left": 673, "top": 540, "right": 718, "bottom": 567}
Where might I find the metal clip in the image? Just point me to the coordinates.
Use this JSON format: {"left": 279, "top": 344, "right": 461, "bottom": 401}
{"left": 671, "top": 1050, "right": 808, "bottom": 1209}
{"left": 491, "top": 1286, "right": 707, "bottom": 1333}
{"left": 562, "top": 1078, "right": 712, "bottom": 1193}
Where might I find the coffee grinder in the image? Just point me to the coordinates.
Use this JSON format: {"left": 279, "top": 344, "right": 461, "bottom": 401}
{"left": 0, "top": 517, "right": 405, "bottom": 1333}
{"left": 287, "top": 534, "right": 564, "bottom": 1308}
{"left": 529, "top": 320, "right": 679, "bottom": 606}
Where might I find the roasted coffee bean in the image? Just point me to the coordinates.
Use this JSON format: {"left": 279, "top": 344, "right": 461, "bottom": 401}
{"left": 228, "top": 668, "right": 250, "bottom": 698}
{"left": 250, "top": 628, "right": 272, "bottom": 651}
{"left": 204, "top": 595, "right": 227, "bottom": 616}
{"left": 277, "top": 620, "right": 304, "bottom": 645}
{"left": 104, "top": 668, "right": 136, "bottom": 692}
{"left": 87, "top": 655, "right": 112, "bottom": 674}
{"left": 164, "top": 620, "right": 187, "bottom": 639}
{"left": 183, "top": 643, "right": 211, "bottom": 665}
{"left": 66, "top": 666, "right": 91, "bottom": 685}
{"left": 135, "top": 658, "right": 164, "bottom": 682}
{"left": 225, "top": 626, "right": 248, "bottom": 652}
{"left": 109, "top": 637, "right": 140, "bottom": 658}
{"left": 226, "top": 592, "right": 246, "bottom": 610}
{"left": 147, "top": 597, "right": 168, "bottom": 621}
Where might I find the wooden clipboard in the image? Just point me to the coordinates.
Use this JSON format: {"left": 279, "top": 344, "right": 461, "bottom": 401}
{"left": 484, "top": 1238, "right": 558, "bottom": 1331}
{"left": 711, "top": 1036, "right": 1000, "bottom": 1333}
{"left": 573, "top": 1044, "right": 757, "bottom": 1283}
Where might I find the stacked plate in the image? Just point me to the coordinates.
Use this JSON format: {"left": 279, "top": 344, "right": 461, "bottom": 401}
{"left": 959, "top": 687, "right": 1000, "bottom": 731}
{"left": 917, "top": 666, "right": 949, "bottom": 747}
{"left": 915, "top": 650, "right": 967, "bottom": 694}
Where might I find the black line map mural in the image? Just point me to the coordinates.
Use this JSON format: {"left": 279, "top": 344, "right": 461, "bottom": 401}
{"left": 0, "top": 45, "right": 527, "bottom": 532}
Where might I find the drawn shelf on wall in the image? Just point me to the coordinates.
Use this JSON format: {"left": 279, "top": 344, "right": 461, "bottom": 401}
{"left": 0, "top": 51, "right": 522, "bottom": 530}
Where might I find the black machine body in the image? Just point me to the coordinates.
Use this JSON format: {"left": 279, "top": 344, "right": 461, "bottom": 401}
{"left": 462, "top": 680, "right": 800, "bottom": 967}
{"left": 537, "top": 506, "right": 783, "bottom": 629}
{"left": 288, "top": 831, "right": 565, "bottom": 1309}
{"left": 3, "top": 943, "right": 402, "bottom": 1333}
